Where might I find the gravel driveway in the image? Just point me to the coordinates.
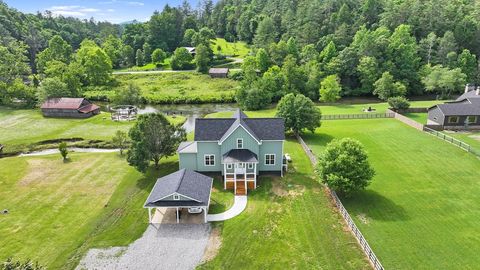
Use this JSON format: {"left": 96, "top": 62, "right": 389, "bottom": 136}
{"left": 77, "top": 224, "right": 211, "bottom": 270}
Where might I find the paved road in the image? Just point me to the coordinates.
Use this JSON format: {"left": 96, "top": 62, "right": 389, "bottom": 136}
{"left": 207, "top": 195, "right": 247, "bottom": 222}
{"left": 77, "top": 224, "right": 210, "bottom": 270}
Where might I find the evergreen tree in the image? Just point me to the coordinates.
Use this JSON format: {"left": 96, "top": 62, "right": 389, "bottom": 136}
{"left": 136, "top": 49, "right": 144, "bottom": 66}
{"left": 456, "top": 49, "right": 478, "bottom": 83}
{"left": 256, "top": 48, "right": 270, "bottom": 73}
{"left": 253, "top": 17, "right": 276, "bottom": 48}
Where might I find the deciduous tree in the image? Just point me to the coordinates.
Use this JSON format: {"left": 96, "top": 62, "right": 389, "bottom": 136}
{"left": 319, "top": 75, "right": 342, "bottom": 103}
{"left": 276, "top": 93, "right": 321, "bottom": 134}
{"left": 318, "top": 138, "right": 375, "bottom": 196}
{"left": 127, "top": 113, "right": 186, "bottom": 172}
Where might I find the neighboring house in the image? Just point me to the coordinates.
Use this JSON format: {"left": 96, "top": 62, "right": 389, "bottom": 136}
{"left": 144, "top": 169, "right": 213, "bottom": 223}
{"left": 208, "top": 68, "right": 229, "bottom": 78}
{"left": 184, "top": 47, "right": 196, "bottom": 57}
{"left": 177, "top": 109, "right": 285, "bottom": 195}
{"left": 41, "top": 98, "right": 100, "bottom": 118}
{"left": 427, "top": 86, "right": 480, "bottom": 130}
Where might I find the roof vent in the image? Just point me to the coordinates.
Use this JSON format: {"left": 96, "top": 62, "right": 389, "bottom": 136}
{"left": 465, "top": 84, "right": 470, "bottom": 93}
{"left": 476, "top": 86, "right": 480, "bottom": 96}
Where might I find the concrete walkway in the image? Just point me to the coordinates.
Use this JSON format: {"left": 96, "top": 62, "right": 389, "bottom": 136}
{"left": 207, "top": 195, "right": 247, "bottom": 222}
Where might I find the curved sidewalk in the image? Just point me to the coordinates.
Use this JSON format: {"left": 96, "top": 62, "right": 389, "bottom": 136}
{"left": 207, "top": 195, "right": 247, "bottom": 222}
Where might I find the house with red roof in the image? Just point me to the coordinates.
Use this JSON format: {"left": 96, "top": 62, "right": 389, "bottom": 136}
{"left": 40, "top": 98, "right": 100, "bottom": 118}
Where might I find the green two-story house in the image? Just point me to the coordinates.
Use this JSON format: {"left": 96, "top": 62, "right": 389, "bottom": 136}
{"left": 177, "top": 109, "right": 285, "bottom": 195}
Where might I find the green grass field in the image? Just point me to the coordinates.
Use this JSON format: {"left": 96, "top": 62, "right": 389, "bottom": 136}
{"left": 0, "top": 152, "right": 178, "bottom": 268}
{"left": 85, "top": 72, "right": 239, "bottom": 104}
{"left": 200, "top": 138, "right": 369, "bottom": 269}
{"left": 404, "top": 112, "right": 480, "bottom": 154}
{"left": 211, "top": 38, "right": 250, "bottom": 58}
{"left": 302, "top": 119, "right": 480, "bottom": 269}
{"left": 0, "top": 107, "right": 185, "bottom": 154}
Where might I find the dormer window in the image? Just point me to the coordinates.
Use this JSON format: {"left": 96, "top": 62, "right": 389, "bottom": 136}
{"left": 237, "top": 138, "right": 243, "bottom": 149}
{"left": 173, "top": 194, "right": 180, "bottom": 200}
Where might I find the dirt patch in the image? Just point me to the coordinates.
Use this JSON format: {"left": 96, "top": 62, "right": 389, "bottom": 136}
{"left": 201, "top": 227, "right": 222, "bottom": 263}
{"left": 356, "top": 213, "right": 369, "bottom": 225}
{"left": 470, "top": 135, "right": 480, "bottom": 142}
{"left": 18, "top": 159, "right": 58, "bottom": 186}
{"left": 271, "top": 178, "right": 305, "bottom": 198}
{"left": 271, "top": 179, "right": 288, "bottom": 197}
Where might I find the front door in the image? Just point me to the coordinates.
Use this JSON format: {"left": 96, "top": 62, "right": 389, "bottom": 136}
{"left": 235, "top": 163, "right": 246, "bottom": 174}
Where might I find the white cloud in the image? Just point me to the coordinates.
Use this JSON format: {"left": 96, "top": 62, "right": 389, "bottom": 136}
{"left": 127, "top": 1, "right": 144, "bottom": 6}
{"left": 107, "top": 9, "right": 115, "bottom": 12}
{"left": 47, "top": 5, "right": 103, "bottom": 18}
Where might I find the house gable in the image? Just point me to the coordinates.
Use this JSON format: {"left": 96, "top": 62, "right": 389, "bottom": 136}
{"left": 220, "top": 125, "right": 260, "bottom": 157}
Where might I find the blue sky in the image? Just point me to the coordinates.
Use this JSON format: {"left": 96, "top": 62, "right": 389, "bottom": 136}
{"left": 4, "top": 0, "right": 202, "bottom": 23}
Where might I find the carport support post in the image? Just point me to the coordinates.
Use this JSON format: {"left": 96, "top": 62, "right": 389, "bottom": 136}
{"left": 176, "top": 207, "right": 179, "bottom": 223}
{"left": 148, "top": 208, "right": 152, "bottom": 223}
{"left": 203, "top": 207, "right": 207, "bottom": 223}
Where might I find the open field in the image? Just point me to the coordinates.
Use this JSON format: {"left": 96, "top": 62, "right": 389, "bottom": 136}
{"left": 211, "top": 38, "right": 250, "bottom": 58}
{"left": 302, "top": 119, "right": 480, "bottom": 269}
{"left": 84, "top": 72, "right": 239, "bottom": 104}
{"left": 405, "top": 112, "right": 480, "bottom": 154}
{"left": 0, "top": 152, "right": 175, "bottom": 268}
{"left": 0, "top": 107, "right": 185, "bottom": 154}
{"left": 207, "top": 100, "right": 442, "bottom": 119}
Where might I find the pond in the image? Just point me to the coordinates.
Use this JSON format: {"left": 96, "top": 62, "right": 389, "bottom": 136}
{"left": 100, "top": 103, "right": 238, "bottom": 133}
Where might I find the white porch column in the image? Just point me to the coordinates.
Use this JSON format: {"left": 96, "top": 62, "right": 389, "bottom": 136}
{"left": 203, "top": 207, "right": 207, "bottom": 223}
{"left": 254, "top": 163, "right": 257, "bottom": 189}
{"left": 223, "top": 163, "right": 227, "bottom": 189}
{"left": 176, "top": 207, "right": 179, "bottom": 223}
{"left": 234, "top": 167, "right": 237, "bottom": 194}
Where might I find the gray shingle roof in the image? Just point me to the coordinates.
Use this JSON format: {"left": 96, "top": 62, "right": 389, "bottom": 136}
{"left": 455, "top": 90, "right": 480, "bottom": 101}
{"left": 194, "top": 109, "right": 285, "bottom": 141}
{"left": 223, "top": 149, "right": 258, "bottom": 163}
{"left": 144, "top": 169, "right": 212, "bottom": 208}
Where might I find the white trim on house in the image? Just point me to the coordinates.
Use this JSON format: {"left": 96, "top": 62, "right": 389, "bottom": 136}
{"left": 204, "top": 154, "right": 215, "bottom": 166}
{"left": 237, "top": 138, "right": 243, "bottom": 149}
{"left": 152, "top": 192, "right": 202, "bottom": 204}
{"left": 218, "top": 124, "right": 261, "bottom": 145}
{"left": 265, "top": 154, "right": 276, "bottom": 165}
{"left": 227, "top": 163, "right": 233, "bottom": 169}
{"left": 248, "top": 163, "right": 254, "bottom": 169}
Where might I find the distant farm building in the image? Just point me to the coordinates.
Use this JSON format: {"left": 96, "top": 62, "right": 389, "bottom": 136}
{"left": 41, "top": 98, "right": 100, "bottom": 118}
{"left": 184, "top": 47, "right": 196, "bottom": 57}
{"left": 209, "top": 68, "right": 229, "bottom": 78}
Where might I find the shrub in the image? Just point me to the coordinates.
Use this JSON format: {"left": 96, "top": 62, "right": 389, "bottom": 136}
{"left": 388, "top": 96, "right": 411, "bottom": 111}
{"left": 317, "top": 138, "right": 375, "bottom": 196}
{"left": 59, "top": 142, "right": 68, "bottom": 161}
{"left": 1, "top": 258, "right": 45, "bottom": 270}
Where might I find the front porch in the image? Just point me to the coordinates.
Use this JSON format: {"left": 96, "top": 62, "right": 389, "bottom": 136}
{"left": 222, "top": 149, "right": 258, "bottom": 195}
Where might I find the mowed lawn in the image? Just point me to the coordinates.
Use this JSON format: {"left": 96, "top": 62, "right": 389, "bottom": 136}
{"left": 303, "top": 119, "right": 480, "bottom": 269}
{"left": 0, "top": 152, "right": 179, "bottom": 268}
{"left": 200, "top": 136, "right": 369, "bottom": 269}
{"left": 0, "top": 107, "right": 185, "bottom": 154}
{"left": 211, "top": 38, "right": 250, "bottom": 58}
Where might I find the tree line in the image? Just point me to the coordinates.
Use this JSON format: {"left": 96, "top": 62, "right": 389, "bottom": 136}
{"left": 1, "top": 0, "right": 480, "bottom": 108}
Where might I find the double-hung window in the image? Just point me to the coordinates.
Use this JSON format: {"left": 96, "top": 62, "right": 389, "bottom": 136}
{"left": 204, "top": 154, "right": 215, "bottom": 166}
{"left": 248, "top": 163, "right": 254, "bottom": 169}
{"left": 265, "top": 154, "right": 275, "bottom": 165}
{"left": 467, "top": 116, "right": 477, "bottom": 124}
{"left": 237, "top": 138, "right": 243, "bottom": 149}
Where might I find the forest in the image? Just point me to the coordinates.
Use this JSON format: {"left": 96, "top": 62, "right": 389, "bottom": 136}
{"left": 1, "top": 0, "right": 480, "bottom": 109}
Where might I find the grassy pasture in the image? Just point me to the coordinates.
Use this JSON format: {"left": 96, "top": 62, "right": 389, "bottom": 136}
{"left": 0, "top": 153, "right": 181, "bottom": 268}
{"left": 211, "top": 38, "right": 250, "bottom": 58}
{"left": 0, "top": 107, "right": 185, "bottom": 154}
{"left": 85, "top": 72, "right": 239, "bottom": 104}
{"left": 303, "top": 119, "right": 480, "bottom": 269}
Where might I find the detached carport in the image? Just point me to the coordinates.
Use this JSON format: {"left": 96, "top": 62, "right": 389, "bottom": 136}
{"left": 144, "top": 169, "right": 213, "bottom": 224}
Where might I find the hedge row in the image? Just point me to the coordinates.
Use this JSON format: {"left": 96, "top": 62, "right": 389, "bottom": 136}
{"left": 83, "top": 90, "right": 236, "bottom": 104}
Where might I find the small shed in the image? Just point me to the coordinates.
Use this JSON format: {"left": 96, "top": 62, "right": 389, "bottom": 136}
{"left": 41, "top": 98, "right": 100, "bottom": 118}
{"left": 184, "top": 47, "right": 196, "bottom": 57}
{"left": 209, "top": 68, "right": 229, "bottom": 78}
{"left": 144, "top": 169, "right": 213, "bottom": 224}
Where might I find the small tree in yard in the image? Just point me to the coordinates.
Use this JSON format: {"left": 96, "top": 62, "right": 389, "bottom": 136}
{"left": 318, "top": 138, "right": 375, "bottom": 196}
{"left": 58, "top": 142, "right": 68, "bottom": 161}
{"left": 388, "top": 96, "right": 410, "bottom": 111}
{"left": 276, "top": 93, "right": 322, "bottom": 134}
{"left": 127, "top": 113, "right": 186, "bottom": 172}
{"left": 319, "top": 74, "right": 342, "bottom": 103}
{"left": 112, "top": 130, "right": 128, "bottom": 155}
{"left": 151, "top": 48, "right": 166, "bottom": 66}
